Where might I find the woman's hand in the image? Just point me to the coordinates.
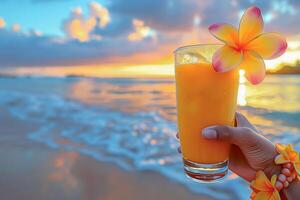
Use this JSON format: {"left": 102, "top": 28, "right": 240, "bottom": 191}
{"left": 177, "top": 112, "right": 300, "bottom": 199}
{"left": 201, "top": 112, "right": 280, "bottom": 182}
{"left": 177, "top": 112, "right": 280, "bottom": 182}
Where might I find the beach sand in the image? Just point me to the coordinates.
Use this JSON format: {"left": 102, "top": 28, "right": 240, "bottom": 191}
{"left": 0, "top": 106, "right": 212, "bottom": 200}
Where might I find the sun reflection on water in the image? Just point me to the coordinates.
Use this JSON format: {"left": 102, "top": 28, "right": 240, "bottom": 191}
{"left": 68, "top": 78, "right": 177, "bottom": 120}
{"left": 65, "top": 72, "right": 300, "bottom": 123}
{"left": 238, "top": 70, "right": 247, "bottom": 106}
{"left": 48, "top": 152, "right": 79, "bottom": 189}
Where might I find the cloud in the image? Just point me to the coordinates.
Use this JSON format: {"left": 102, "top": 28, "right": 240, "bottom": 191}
{"left": 92, "top": 16, "right": 132, "bottom": 38}
{"left": 0, "top": 28, "right": 160, "bottom": 67}
{"left": 0, "top": 17, "right": 5, "bottom": 28}
{"left": 128, "top": 19, "right": 156, "bottom": 41}
{"left": 12, "top": 23, "right": 21, "bottom": 32}
{"left": 63, "top": 2, "right": 110, "bottom": 42}
{"left": 31, "top": 0, "right": 71, "bottom": 2}
{"left": 196, "top": 0, "right": 300, "bottom": 35}
{"left": 105, "top": 0, "right": 300, "bottom": 35}
{"left": 1, "top": 0, "right": 300, "bottom": 69}
{"left": 89, "top": 2, "right": 110, "bottom": 28}
{"left": 108, "top": 0, "right": 207, "bottom": 32}
{"left": 30, "top": 29, "right": 43, "bottom": 37}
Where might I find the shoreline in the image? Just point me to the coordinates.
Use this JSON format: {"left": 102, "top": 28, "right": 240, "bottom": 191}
{"left": 0, "top": 145, "right": 214, "bottom": 200}
{"left": 0, "top": 72, "right": 299, "bottom": 81}
{"left": 0, "top": 106, "right": 213, "bottom": 200}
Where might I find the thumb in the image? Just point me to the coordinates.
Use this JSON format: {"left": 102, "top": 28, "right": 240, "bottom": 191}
{"left": 202, "top": 125, "right": 258, "bottom": 147}
{"left": 236, "top": 112, "right": 258, "bottom": 132}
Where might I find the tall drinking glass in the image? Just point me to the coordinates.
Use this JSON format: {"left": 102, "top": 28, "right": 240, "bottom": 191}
{"left": 174, "top": 44, "right": 239, "bottom": 182}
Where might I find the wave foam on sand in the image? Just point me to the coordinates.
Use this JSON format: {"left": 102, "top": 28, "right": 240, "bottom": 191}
{"left": 1, "top": 90, "right": 299, "bottom": 200}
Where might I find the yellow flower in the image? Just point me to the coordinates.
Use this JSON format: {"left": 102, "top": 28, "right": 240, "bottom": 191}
{"left": 250, "top": 171, "right": 280, "bottom": 200}
{"left": 275, "top": 144, "right": 300, "bottom": 175}
{"left": 209, "top": 6, "right": 287, "bottom": 85}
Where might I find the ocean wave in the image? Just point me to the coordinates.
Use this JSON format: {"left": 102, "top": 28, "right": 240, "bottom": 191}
{"left": 262, "top": 111, "right": 300, "bottom": 128}
{"left": 0, "top": 75, "right": 175, "bottom": 84}
{"left": 0, "top": 90, "right": 252, "bottom": 200}
{"left": 239, "top": 105, "right": 300, "bottom": 129}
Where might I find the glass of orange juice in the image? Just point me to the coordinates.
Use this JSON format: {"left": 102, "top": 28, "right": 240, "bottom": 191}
{"left": 174, "top": 44, "right": 239, "bottom": 182}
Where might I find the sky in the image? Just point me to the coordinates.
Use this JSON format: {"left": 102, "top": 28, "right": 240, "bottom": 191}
{"left": 0, "top": 0, "right": 300, "bottom": 77}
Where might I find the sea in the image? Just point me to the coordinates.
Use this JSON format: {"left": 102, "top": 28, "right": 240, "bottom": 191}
{"left": 0, "top": 75, "right": 299, "bottom": 200}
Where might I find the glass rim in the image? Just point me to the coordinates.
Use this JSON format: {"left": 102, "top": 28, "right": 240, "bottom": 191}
{"left": 173, "top": 43, "right": 222, "bottom": 54}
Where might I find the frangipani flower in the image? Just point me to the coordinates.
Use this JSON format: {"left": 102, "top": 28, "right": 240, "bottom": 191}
{"left": 250, "top": 171, "right": 280, "bottom": 200}
{"left": 275, "top": 144, "right": 300, "bottom": 175}
{"left": 209, "top": 6, "right": 287, "bottom": 85}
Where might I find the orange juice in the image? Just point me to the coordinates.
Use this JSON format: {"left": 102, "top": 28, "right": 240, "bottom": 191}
{"left": 175, "top": 63, "right": 239, "bottom": 164}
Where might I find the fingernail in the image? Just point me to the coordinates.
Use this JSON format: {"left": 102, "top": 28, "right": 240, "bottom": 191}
{"left": 278, "top": 174, "right": 286, "bottom": 182}
{"left": 177, "top": 147, "right": 181, "bottom": 153}
{"left": 281, "top": 168, "right": 291, "bottom": 176}
{"left": 202, "top": 128, "right": 217, "bottom": 139}
{"left": 275, "top": 181, "right": 283, "bottom": 190}
{"left": 284, "top": 163, "right": 292, "bottom": 169}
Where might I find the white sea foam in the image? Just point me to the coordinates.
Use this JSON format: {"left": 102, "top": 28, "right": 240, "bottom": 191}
{"left": 0, "top": 90, "right": 251, "bottom": 199}
{"left": 0, "top": 76, "right": 300, "bottom": 200}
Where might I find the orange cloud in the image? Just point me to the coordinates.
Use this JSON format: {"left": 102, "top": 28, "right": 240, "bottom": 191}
{"left": 89, "top": 2, "right": 110, "bottom": 28}
{"left": 66, "top": 17, "right": 95, "bottom": 42}
{"left": 0, "top": 17, "right": 5, "bottom": 28}
{"left": 12, "top": 23, "right": 21, "bottom": 32}
{"left": 64, "top": 2, "right": 110, "bottom": 42}
{"left": 128, "top": 19, "right": 156, "bottom": 41}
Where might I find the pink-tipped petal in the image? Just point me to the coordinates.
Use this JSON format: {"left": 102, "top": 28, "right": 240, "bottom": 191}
{"left": 271, "top": 190, "right": 281, "bottom": 200}
{"left": 212, "top": 45, "right": 243, "bottom": 72}
{"left": 239, "top": 6, "right": 264, "bottom": 45}
{"left": 254, "top": 192, "right": 273, "bottom": 199}
{"left": 239, "top": 51, "right": 266, "bottom": 85}
{"left": 247, "top": 33, "right": 287, "bottom": 59}
{"left": 250, "top": 171, "right": 272, "bottom": 191}
{"left": 275, "top": 155, "right": 290, "bottom": 164}
{"left": 209, "top": 23, "right": 238, "bottom": 47}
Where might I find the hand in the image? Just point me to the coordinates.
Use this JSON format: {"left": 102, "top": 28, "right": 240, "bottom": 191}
{"left": 201, "top": 112, "right": 281, "bottom": 182}
{"left": 176, "top": 112, "right": 280, "bottom": 182}
{"left": 177, "top": 112, "right": 300, "bottom": 199}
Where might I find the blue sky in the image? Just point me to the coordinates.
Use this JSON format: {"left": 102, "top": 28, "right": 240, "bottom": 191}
{"left": 0, "top": 0, "right": 299, "bottom": 69}
{"left": 0, "top": 0, "right": 110, "bottom": 36}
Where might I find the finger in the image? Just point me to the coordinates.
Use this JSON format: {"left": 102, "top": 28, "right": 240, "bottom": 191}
{"left": 291, "top": 172, "right": 296, "bottom": 179}
{"left": 283, "top": 163, "right": 292, "bottom": 169}
{"left": 287, "top": 176, "right": 293, "bottom": 182}
{"left": 177, "top": 147, "right": 181, "bottom": 154}
{"left": 281, "top": 168, "right": 291, "bottom": 176}
{"left": 283, "top": 181, "right": 289, "bottom": 188}
{"left": 229, "top": 145, "right": 256, "bottom": 182}
{"left": 236, "top": 112, "right": 259, "bottom": 132}
{"left": 202, "top": 121, "right": 276, "bottom": 161}
{"left": 275, "top": 181, "right": 283, "bottom": 190}
{"left": 278, "top": 174, "right": 286, "bottom": 182}
{"left": 202, "top": 125, "right": 257, "bottom": 147}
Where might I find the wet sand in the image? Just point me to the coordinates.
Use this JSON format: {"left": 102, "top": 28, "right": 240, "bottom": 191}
{"left": 0, "top": 106, "right": 212, "bottom": 200}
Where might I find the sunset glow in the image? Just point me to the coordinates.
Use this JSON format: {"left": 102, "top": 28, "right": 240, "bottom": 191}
{"left": 1, "top": 2, "right": 300, "bottom": 200}
{"left": 0, "top": 1, "right": 299, "bottom": 77}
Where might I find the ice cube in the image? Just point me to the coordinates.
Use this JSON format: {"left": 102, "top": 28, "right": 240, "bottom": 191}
{"left": 182, "top": 52, "right": 209, "bottom": 64}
